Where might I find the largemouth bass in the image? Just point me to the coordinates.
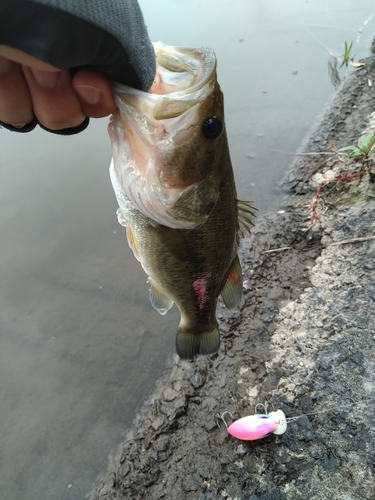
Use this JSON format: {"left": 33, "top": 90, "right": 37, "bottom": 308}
{"left": 108, "top": 42, "right": 255, "bottom": 359}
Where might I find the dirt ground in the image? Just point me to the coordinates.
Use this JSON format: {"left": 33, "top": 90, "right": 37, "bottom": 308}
{"left": 89, "top": 50, "right": 375, "bottom": 500}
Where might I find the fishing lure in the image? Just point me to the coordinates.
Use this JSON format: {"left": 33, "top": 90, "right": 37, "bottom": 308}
{"left": 221, "top": 398, "right": 375, "bottom": 441}
{"left": 222, "top": 409, "right": 287, "bottom": 440}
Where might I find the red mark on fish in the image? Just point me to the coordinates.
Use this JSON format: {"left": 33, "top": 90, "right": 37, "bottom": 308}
{"left": 192, "top": 271, "right": 209, "bottom": 309}
{"left": 228, "top": 267, "right": 240, "bottom": 286}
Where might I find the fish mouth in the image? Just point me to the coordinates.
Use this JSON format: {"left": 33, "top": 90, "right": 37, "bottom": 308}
{"left": 114, "top": 42, "right": 217, "bottom": 119}
{"left": 108, "top": 42, "right": 219, "bottom": 229}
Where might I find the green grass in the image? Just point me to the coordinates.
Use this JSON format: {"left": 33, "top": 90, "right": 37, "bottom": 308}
{"left": 340, "top": 41, "right": 354, "bottom": 67}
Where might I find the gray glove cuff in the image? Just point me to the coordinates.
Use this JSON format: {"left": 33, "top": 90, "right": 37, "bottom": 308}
{"left": 0, "top": 0, "right": 156, "bottom": 91}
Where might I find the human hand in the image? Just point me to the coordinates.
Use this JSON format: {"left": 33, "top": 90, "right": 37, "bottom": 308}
{"left": 0, "top": 0, "right": 155, "bottom": 135}
{"left": 0, "top": 45, "right": 116, "bottom": 133}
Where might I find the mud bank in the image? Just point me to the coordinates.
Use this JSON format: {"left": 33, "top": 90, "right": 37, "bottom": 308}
{"left": 90, "top": 51, "right": 375, "bottom": 500}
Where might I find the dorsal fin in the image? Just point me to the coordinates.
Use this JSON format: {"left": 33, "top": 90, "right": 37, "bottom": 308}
{"left": 220, "top": 255, "right": 243, "bottom": 309}
{"left": 237, "top": 200, "right": 257, "bottom": 238}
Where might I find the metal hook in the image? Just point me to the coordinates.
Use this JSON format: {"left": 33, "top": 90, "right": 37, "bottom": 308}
{"left": 220, "top": 411, "right": 234, "bottom": 428}
{"left": 254, "top": 403, "right": 267, "bottom": 414}
{"left": 255, "top": 401, "right": 275, "bottom": 415}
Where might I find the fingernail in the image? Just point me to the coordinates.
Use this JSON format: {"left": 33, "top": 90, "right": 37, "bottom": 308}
{"left": 31, "top": 68, "right": 60, "bottom": 87}
{"left": 12, "top": 122, "right": 27, "bottom": 128}
{"left": 0, "top": 56, "right": 12, "bottom": 73}
{"left": 74, "top": 85, "right": 102, "bottom": 105}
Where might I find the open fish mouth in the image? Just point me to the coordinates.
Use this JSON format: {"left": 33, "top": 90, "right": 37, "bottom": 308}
{"left": 108, "top": 42, "right": 221, "bottom": 229}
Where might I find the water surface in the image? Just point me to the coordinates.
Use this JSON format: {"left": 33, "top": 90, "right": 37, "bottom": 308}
{"left": 0, "top": 1, "right": 374, "bottom": 498}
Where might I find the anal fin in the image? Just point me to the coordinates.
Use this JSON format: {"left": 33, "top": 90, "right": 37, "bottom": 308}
{"left": 220, "top": 254, "right": 243, "bottom": 309}
{"left": 149, "top": 281, "right": 173, "bottom": 315}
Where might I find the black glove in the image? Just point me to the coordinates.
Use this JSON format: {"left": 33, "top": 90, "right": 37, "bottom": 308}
{"left": 0, "top": 0, "right": 156, "bottom": 134}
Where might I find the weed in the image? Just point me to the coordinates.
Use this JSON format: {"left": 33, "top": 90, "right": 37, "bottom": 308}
{"left": 307, "top": 166, "right": 375, "bottom": 227}
{"left": 341, "top": 41, "right": 354, "bottom": 67}
{"left": 306, "top": 132, "right": 375, "bottom": 227}
{"left": 338, "top": 132, "right": 375, "bottom": 161}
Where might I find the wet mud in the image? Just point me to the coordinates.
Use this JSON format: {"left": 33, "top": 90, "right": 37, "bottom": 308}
{"left": 90, "top": 51, "right": 375, "bottom": 500}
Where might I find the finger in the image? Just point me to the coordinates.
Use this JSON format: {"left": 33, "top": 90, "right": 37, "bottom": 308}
{"left": 22, "top": 66, "right": 86, "bottom": 130}
{"left": 0, "top": 45, "right": 59, "bottom": 71}
{"left": 0, "top": 56, "right": 34, "bottom": 127}
{"left": 72, "top": 69, "right": 117, "bottom": 118}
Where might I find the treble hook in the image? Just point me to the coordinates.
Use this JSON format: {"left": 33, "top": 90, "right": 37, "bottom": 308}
{"left": 220, "top": 411, "right": 234, "bottom": 428}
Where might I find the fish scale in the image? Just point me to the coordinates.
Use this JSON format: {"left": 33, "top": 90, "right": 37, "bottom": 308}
{"left": 109, "top": 42, "right": 256, "bottom": 359}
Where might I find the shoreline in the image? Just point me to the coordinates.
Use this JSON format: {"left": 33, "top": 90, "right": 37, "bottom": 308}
{"left": 90, "top": 50, "right": 375, "bottom": 500}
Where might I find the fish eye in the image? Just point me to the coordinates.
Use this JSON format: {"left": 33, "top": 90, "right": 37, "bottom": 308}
{"left": 202, "top": 116, "right": 223, "bottom": 140}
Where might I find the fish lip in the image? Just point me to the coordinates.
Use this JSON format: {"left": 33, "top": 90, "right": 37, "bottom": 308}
{"left": 111, "top": 42, "right": 217, "bottom": 120}
{"left": 152, "top": 41, "right": 217, "bottom": 96}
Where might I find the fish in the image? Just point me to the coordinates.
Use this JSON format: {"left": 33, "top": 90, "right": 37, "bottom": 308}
{"left": 108, "top": 42, "right": 255, "bottom": 359}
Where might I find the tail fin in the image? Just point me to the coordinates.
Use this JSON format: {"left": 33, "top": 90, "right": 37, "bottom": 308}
{"left": 176, "top": 326, "right": 220, "bottom": 360}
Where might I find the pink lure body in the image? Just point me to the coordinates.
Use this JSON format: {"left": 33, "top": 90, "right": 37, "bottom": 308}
{"left": 227, "top": 410, "right": 287, "bottom": 440}
{"left": 227, "top": 414, "right": 276, "bottom": 440}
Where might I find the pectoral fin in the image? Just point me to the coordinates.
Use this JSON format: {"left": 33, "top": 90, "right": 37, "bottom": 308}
{"left": 220, "top": 255, "right": 243, "bottom": 309}
{"left": 126, "top": 224, "right": 141, "bottom": 261}
{"left": 152, "top": 226, "right": 189, "bottom": 262}
{"left": 169, "top": 172, "right": 220, "bottom": 226}
{"left": 149, "top": 281, "right": 173, "bottom": 315}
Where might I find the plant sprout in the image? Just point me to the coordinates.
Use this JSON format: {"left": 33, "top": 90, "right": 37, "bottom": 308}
{"left": 338, "top": 132, "right": 375, "bottom": 161}
{"left": 340, "top": 41, "right": 354, "bottom": 67}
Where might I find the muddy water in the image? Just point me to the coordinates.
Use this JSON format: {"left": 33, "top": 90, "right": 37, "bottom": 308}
{"left": 0, "top": 1, "right": 373, "bottom": 499}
